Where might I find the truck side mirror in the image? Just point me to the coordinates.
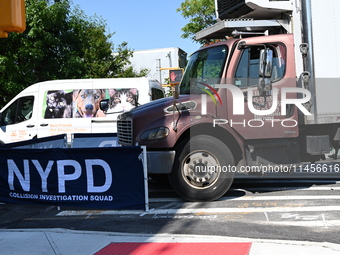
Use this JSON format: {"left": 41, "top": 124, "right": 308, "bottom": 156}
{"left": 99, "top": 99, "right": 109, "bottom": 112}
{"left": 258, "top": 49, "right": 273, "bottom": 95}
{"left": 259, "top": 48, "right": 273, "bottom": 78}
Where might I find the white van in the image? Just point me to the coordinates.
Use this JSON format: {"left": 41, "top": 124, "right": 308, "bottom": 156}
{"left": 0, "top": 78, "right": 164, "bottom": 144}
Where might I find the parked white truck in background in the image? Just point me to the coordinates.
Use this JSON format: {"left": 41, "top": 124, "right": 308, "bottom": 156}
{"left": 115, "top": 0, "right": 340, "bottom": 201}
{"left": 0, "top": 77, "right": 164, "bottom": 144}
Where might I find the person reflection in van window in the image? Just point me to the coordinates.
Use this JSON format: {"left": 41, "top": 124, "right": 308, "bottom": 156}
{"left": 18, "top": 98, "right": 33, "bottom": 122}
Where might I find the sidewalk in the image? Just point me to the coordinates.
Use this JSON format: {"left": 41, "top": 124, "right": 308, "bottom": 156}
{"left": 1, "top": 228, "right": 340, "bottom": 255}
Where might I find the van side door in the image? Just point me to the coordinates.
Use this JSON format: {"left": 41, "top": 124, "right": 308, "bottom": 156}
{"left": 38, "top": 89, "right": 93, "bottom": 141}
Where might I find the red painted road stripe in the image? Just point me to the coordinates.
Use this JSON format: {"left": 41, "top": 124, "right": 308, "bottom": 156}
{"left": 95, "top": 242, "right": 252, "bottom": 255}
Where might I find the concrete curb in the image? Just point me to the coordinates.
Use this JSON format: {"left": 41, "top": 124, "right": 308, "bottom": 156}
{"left": 1, "top": 228, "right": 339, "bottom": 255}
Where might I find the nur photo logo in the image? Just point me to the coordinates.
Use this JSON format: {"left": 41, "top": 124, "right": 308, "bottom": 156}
{"left": 200, "top": 83, "right": 312, "bottom": 116}
{"left": 198, "top": 82, "right": 222, "bottom": 115}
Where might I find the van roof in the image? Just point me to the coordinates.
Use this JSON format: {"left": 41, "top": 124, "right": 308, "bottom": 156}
{"left": 21, "top": 77, "right": 163, "bottom": 93}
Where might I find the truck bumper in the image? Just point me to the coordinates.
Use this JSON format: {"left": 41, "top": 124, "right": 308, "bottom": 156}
{"left": 147, "top": 151, "right": 175, "bottom": 174}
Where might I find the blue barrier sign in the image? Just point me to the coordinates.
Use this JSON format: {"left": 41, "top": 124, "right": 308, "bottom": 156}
{"left": 0, "top": 147, "right": 146, "bottom": 210}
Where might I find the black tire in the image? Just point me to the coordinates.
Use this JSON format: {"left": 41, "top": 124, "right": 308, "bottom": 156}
{"left": 169, "top": 135, "right": 235, "bottom": 202}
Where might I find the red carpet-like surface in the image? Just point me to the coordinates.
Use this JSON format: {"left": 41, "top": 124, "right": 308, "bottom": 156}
{"left": 95, "top": 242, "right": 252, "bottom": 255}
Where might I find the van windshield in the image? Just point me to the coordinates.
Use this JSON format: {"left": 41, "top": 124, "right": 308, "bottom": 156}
{"left": 180, "top": 45, "right": 228, "bottom": 94}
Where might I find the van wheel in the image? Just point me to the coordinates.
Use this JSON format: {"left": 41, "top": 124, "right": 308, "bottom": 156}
{"left": 169, "top": 135, "right": 234, "bottom": 202}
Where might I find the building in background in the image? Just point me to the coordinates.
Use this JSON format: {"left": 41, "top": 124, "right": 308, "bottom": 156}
{"left": 129, "top": 47, "right": 187, "bottom": 85}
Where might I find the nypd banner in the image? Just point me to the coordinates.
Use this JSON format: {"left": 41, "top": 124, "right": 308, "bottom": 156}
{"left": 0, "top": 147, "right": 146, "bottom": 210}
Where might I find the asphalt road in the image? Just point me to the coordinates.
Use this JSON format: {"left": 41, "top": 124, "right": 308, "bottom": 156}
{"left": 1, "top": 174, "right": 340, "bottom": 244}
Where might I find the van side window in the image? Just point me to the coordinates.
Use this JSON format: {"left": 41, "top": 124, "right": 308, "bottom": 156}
{"left": 151, "top": 88, "right": 165, "bottom": 100}
{"left": 235, "top": 44, "right": 286, "bottom": 87}
{"left": 0, "top": 96, "right": 34, "bottom": 125}
{"left": 43, "top": 88, "right": 141, "bottom": 118}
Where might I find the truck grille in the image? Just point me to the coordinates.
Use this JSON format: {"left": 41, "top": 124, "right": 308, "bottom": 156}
{"left": 117, "top": 120, "right": 133, "bottom": 145}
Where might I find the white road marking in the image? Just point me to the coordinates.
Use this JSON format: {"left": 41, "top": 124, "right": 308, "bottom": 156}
{"left": 232, "top": 179, "right": 340, "bottom": 184}
{"left": 264, "top": 212, "right": 270, "bottom": 222}
{"left": 149, "top": 195, "right": 340, "bottom": 203}
{"left": 232, "top": 186, "right": 340, "bottom": 192}
{"left": 57, "top": 205, "right": 340, "bottom": 216}
{"left": 224, "top": 195, "right": 340, "bottom": 201}
{"left": 56, "top": 180, "right": 340, "bottom": 228}
{"left": 267, "top": 220, "right": 340, "bottom": 227}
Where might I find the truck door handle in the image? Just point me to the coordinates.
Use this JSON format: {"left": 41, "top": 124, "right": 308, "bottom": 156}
{"left": 40, "top": 123, "right": 49, "bottom": 127}
{"left": 243, "top": 92, "right": 247, "bottom": 103}
{"left": 26, "top": 125, "right": 35, "bottom": 128}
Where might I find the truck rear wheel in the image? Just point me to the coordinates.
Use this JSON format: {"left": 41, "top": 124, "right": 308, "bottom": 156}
{"left": 169, "top": 135, "right": 234, "bottom": 202}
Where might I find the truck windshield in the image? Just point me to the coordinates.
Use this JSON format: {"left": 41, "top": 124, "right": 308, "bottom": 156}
{"left": 180, "top": 45, "right": 228, "bottom": 94}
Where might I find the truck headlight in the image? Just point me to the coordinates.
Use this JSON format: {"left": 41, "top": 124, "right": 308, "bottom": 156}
{"left": 140, "top": 127, "right": 169, "bottom": 141}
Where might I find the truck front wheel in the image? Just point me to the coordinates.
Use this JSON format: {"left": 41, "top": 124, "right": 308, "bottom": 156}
{"left": 169, "top": 135, "right": 234, "bottom": 202}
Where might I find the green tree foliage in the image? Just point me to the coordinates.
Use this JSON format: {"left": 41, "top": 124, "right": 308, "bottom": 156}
{"left": 0, "top": 0, "right": 146, "bottom": 107}
{"left": 177, "top": 0, "right": 216, "bottom": 43}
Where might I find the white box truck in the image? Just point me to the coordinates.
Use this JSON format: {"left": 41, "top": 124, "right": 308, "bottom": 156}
{"left": 0, "top": 77, "right": 164, "bottom": 144}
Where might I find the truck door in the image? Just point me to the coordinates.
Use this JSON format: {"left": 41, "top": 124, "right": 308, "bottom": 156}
{"left": 0, "top": 95, "right": 37, "bottom": 143}
{"left": 226, "top": 35, "right": 299, "bottom": 140}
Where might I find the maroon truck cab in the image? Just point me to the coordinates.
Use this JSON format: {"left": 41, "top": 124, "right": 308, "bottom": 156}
{"left": 117, "top": 34, "right": 340, "bottom": 201}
